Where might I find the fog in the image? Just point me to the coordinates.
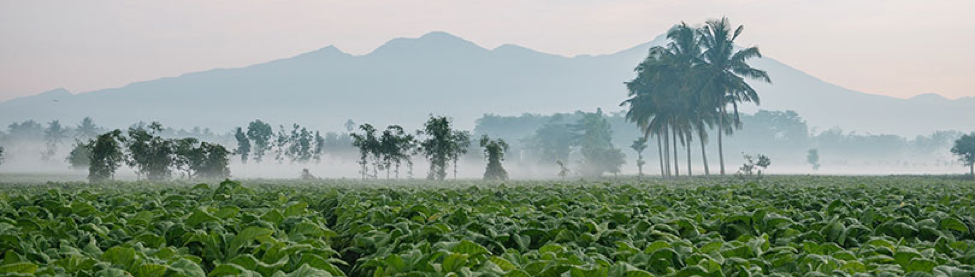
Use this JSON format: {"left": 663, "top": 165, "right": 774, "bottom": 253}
{"left": 0, "top": 111, "right": 968, "bottom": 182}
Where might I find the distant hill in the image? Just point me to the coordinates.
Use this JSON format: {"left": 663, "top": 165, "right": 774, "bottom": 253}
{"left": 1, "top": 31, "right": 971, "bottom": 136}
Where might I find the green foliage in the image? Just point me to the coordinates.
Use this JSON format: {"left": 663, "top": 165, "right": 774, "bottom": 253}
{"left": 623, "top": 18, "right": 770, "bottom": 177}
{"left": 479, "top": 135, "right": 509, "bottom": 181}
{"left": 246, "top": 120, "right": 274, "bottom": 163}
{"left": 88, "top": 129, "right": 126, "bottom": 182}
{"left": 67, "top": 139, "right": 93, "bottom": 170}
{"left": 631, "top": 137, "right": 648, "bottom": 178}
{"left": 807, "top": 149, "right": 820, "bottom": 171}
{"left": 126, "top": 122, "right": 177, "bottom": 181}
{"left": 174, "top": 139, "right": 232, "bottom": 180}
{"left": 576, "top": 109, "right": 626, "bottom": 177}
{"left": 419, "top": 116, "right": 468, "bottom": 181}
{"left": 950, "top": 133, "right": 975, "bottom": 176}
{"left": 235, "top": 127, "right": 251, "bottom": 164}
{"left": 3, "top": 176, "right": 975, "bottom": 277}
{"left": 351, "top": 124, "right": 380, "bottom": 180}
{"left": 738, "top": 153, "right": 771, "bottom": 179}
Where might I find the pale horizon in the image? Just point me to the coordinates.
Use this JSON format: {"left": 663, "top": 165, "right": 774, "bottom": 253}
{"left": 1, "top": 0, "right": 973, "bottom": 102}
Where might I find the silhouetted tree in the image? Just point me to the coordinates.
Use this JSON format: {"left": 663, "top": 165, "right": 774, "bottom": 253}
{"left": 234, "top": 127, "right": 250, "bottom": 164}
{"left": 631, "top": 137, "right": 648, "bottom": 179}
{"left": 807, "top": 149, "right": 820, "bottom": 171}
{"left": 67, "top": 140, "right": 92, "bottom": 169}
{"left": 556, "top": 160, "right": 570, "bottom": 180}
{"left": 480, "top": 135, "right": 509, "bottom": 181}
{"left": 42, "top": 120, "right": 68, "bottom": 161}
{"left": 419, "top": 116, "right": 467, "bottom": 181}
{"left": 126, "top": 122, "right": 176, "bottom": 181}
{"left": 351, "top": 124, "right": 379, "bottom": 180}
{"left": 76, "top": 117, "right": 100, "bottom": 139}
{"left": 313, "top": 131, "right": 325, "bottom": 163}
{"left": 575, "top": 109, "right": 625, "bottom": 177}
{"left": 951, "top": 133, "right": 975, "bottom": 177}
{"left": 88, "top": 130, "right": 125, "bottom": 183}
{"left": 246, "top": 120, "right": 273, "bottom": 163}
{"left": 699, "top": 17, "right": 771, "bottom": 175}
{"left": 379, "top": 125, "right": 414, "bottom": 179}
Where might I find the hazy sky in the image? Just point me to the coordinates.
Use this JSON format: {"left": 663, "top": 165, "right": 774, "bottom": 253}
{"left": 1, "top": 0, "right": 973, "bottom": 102}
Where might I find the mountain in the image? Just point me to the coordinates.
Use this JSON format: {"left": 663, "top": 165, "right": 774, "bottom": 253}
{"left": 1, "top": 31, "right": 972, "bottom": 136}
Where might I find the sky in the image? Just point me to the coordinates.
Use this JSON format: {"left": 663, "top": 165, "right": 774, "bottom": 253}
{"left": 0, "top": 0, "right": 973, "bottom": 102}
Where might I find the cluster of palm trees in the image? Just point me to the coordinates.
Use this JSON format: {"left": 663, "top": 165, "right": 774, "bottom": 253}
{"left": 622, "top": 17, "right": 771, "bottom": 177}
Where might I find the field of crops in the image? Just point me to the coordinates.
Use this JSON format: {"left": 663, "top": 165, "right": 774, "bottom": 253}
{"left": 1, "top": 176, "right": 975, "bottom": 276}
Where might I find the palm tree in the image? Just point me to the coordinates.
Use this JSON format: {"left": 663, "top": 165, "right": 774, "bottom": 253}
{"left": 697, "top": 17, "right": 771, "bottom": 175}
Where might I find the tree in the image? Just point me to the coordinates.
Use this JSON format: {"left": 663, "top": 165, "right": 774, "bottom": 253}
{"left": 126, "top": 122, "right": 176, "bottom": 181}
{"left": 556, "top": 160, "right": 570, "bottom": 180}
{"left": 88, "top": 130, "right": 126, "bottom": 183}
{"left": 480, "top": 135, "right": 509, "bottom": 181}
{"left": 698, "top": 17, "right": 771, "bottom": 175}
{"left": 345, "top": 119, "right": 356, "bottom": 132}
{"left": 246, "top": 120, "right": 273, "bottom": 163}
{"left": 951, "top": 133, "right": 975, "bottom": 177}
{"left": 450, "top": 131, "right": 472, "bottom": 180}
{"left": 807, "top": 149, "right": 821, "bottom": 171}
{"left": 738, "top": 153, "right": 771, "bottom": 179}
{"left": 234, "top": 127, "right": 251, "bottom": 164}
{"left": 574, "top": 109, "right": 625, "bottom": 177}
{"left": 379, "top": 125, "right": 414, "bottom": 179}
{"left": 76, "top": 117, "right": 100, "bottom": 139}
{"left": 419, "top": 116, "right": 466, "bottom": 181}
{"left": 524, "top": 122, "right": 574, "bottom": 163}
{"left": 67, "top": 140, "right": 92, "bottom": 169}
{"left": 191, "top": 142, "right": 231, "bottom": 179}
{"left": 313, "top": 131, "right": 325, "bottom": 163}
{"left": 351, "top": 124, "right": 379, "bottom": 180}
{"left": 0, "top": 146, "right": 4, "bottom": 166}
{"left": 42, "top": 120, "right": 68, "bottom": 161}
{"left": 631, "top": 137, "right": 648, "bottom": 179}
{"left": 174, "top": 138, "right": 231, "bottom": 179}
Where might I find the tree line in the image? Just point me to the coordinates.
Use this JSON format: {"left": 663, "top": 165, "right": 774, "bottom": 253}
{"left": 76, "top": 122, "right": 231, "bottom": 182}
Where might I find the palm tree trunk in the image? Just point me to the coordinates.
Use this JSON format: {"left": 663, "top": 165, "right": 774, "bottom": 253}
{"left": 699, "top": 130, "right": 710, "bottom": 176}
{"left": 657, "top": 134, "right": 665, "bottom": 177}
{"left": 672, "top": 127, "right": 680, "bottom": 177}
{"left": 686, "top": 133, "right": 692, "bottom": 176}
{"left": 718, "top": 105, "right": 726, "bottom": 175}
{"left": 663, "top": 128, "right": 671, "bottom": 177}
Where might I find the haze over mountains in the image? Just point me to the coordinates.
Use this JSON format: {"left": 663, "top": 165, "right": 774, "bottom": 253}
{"left": 1, "top": 31, "right": 971, "bottom": 136}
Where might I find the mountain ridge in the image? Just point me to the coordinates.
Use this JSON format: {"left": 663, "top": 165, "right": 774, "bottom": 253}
{"left": 1, "top": 31, "right": 971, "bottom": 136}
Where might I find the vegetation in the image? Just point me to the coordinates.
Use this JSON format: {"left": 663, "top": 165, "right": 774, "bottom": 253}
{"left": 622, "top": 18, "right": 770, "bottom": 178}
{"left": 951, "top": 133, "right": 975, "bottom": 176}
{"left": 738, "top": 153, "right": 771, "bottom": 179}
{"left": 66, "top": 140, "right": 93, "bottom": 169}
{"left": 42, "top": 120, "right": 68, "bottom": 161}
{"left": 87, "top": 129, "right": 126, "bottom": 182}
{"left": 0, "top": 145, "right": 4, "bottom": 165}
{"left": 234, "top": 127, "right": 250, "bottom": 164}
{"left": 631, "top": 137, "right": 648, "bottom": 179}
{"left": 246, "top": 120, "right": 274, "bottom": 163}
{"left": 419, "top": 116, "right": 468, "bottom": 181}
{"left": 2, "top": 176, "right": 975, "bottom": 276}
{"left": 807, "top": 149, "right": 821, "bottom": 171}
{"left": 575, "top": 109, "right": 626, "bottom": 177}
{"left": 479, "top": 135, "right": 509, "bottom": 181}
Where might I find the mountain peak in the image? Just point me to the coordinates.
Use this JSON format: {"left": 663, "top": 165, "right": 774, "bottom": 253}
{"left": 369, "top": 31, "right": 487, "bottom": 56}
{"left": 909, "top": 93, "right": 948, "bottom": 101}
